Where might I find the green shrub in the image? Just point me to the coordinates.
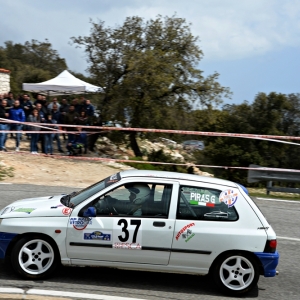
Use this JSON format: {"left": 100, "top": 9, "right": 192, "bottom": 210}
{"left": 0, "top": 162, "right": 14, "bottom": 181}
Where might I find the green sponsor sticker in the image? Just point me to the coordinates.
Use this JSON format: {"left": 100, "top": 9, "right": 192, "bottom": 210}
{"left": 14, "top": 208, "right": 36, "bottom": 214}
{"left": 189, "top": 200, "right": 199, "bottom": 205}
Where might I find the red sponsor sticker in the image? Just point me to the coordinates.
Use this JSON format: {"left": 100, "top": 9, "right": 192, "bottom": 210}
{"left": 176, "top": 222, "right": 195, "bottom": 240}
{"left": 62, "top": 207, "right": 72, "bottom": 215}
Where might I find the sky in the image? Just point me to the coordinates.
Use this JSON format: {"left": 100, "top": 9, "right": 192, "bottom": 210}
{"left": 1, "top": 0, "right": 300, "bottom": 105}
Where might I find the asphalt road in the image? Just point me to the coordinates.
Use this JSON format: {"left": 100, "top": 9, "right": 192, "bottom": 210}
{"left": 0, "top": 184, "right": 299, "bottom": 300}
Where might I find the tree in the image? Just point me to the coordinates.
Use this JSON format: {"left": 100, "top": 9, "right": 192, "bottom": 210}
{"left": 71, "top": 15, "right": 231, "bottom": 156}
{"left": 0, "top": 40, "right": 67, "bottom": 93}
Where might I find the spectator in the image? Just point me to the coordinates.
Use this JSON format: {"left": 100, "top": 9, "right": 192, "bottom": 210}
{"left": 51, "top": 105, "right": 64, "bottom": 153}
{"left": 35, "top": 103, "right": 46, "bottom": 153}
{"left": 72, "top": 98, "right": 82, "bottom": 114}
{"left": 43, "top": 114, "right": 56, "bottom": 155}
{"left": 59, "top": 98, "right": 69, "bottom": 117}
{"left": 27, "top": 109, "right": 41, "bottom": 154}
{"left": 47, "top": 97, "right": 61, "bottom": 113}
{"left": 5, "top": 91, "right": 14, "bottom": 109}
{"left": 35, "top": 103, "right": 46, "bottom": 122}
{"left": 83, "top": 99, "right": 95, "bottom": 116}
{"left": 76, "top": 110, "right": 89, "bottom": 126}
{"left": 9, "top": 100, "right": 25, "bottom": 151}
{"left": 66, "top": 127, "right": 87, "bottom": 155}
{"left": 59, "top": 98, "right": 69, "bottom": 141}
{"left": 41, "top": 96, "right": 49, "bottom": 116}
{"left": 64, "top": 105, "right": 79, "bottom": 142}
{"left": 21, "top": 94, "right": 33, "bottom": 119}
{"left": 87, "top": 113, "right": 102, "bottom": 152}
{"left": 33, "top": 94, "right": 44, "bottom": 106}
{"left": 0, "top": 99, "right": 9, "bottom": 152}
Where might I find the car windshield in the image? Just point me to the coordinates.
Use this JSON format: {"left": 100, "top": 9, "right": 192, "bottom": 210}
{"left": 65, "top": 172, "right": 121, "bottom": 207}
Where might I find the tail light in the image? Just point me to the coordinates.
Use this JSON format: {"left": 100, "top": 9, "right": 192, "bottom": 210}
{"left": 264, "top": 239, "right": 277, "bottom": 253}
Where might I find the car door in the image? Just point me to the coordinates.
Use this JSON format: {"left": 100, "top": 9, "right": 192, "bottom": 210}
{"left": 66, "top": 179, "right": 179, "bottom": 265}
{"left": 169, "top": 181, "right": 268, "bottom": 272}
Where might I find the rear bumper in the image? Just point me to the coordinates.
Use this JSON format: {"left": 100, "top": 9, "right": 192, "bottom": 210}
{"left": 254, "top": 251, "right": 279, "bottom": 277}
{"left": 0, "top": 232, "right": 18, "bottom": 259}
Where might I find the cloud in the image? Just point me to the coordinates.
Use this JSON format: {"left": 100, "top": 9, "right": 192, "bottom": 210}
{"left": 0, "top": 0, "right": 300, "bottom": 72}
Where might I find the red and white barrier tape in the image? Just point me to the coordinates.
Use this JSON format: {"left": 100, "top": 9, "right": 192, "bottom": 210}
{"left": 1, "top": 117, "right": 300, "bottom": 141}
{"left": 4, "top": 151, "right": 300, "bottom": 173}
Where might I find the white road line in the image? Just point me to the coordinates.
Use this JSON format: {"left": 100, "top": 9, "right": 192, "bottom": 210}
{"left": 28, "top": 289, "right": 145, "bottom": 300}
{"left": 0, "top": 288, "right": 146, "bottom": 300}
{"left": 0, "top": 287, "right": 23, "bottom": 294}
{"left": 277, "top": 236, "right": 300, "bottom": 242}
{"left": 256, "top": 197, "right": 300, "bottom": 203}
{"left": 0, "top": 183, "right": 12, "bottom": 185}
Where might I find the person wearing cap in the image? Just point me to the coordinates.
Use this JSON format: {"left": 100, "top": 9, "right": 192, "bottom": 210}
{"left": 96, "top": 183, "right": 151, "bottom": 216}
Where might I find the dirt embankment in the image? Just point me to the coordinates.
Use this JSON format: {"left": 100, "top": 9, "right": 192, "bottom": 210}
{"left": 0, "top": 139, "right": 131, "bottom": 188}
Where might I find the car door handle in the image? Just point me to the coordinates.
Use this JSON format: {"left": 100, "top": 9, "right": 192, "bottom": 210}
{"left": 153, "top": 221, "right": 165, "bottom": 227}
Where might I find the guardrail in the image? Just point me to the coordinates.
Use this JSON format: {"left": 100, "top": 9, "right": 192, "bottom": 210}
{"left": 247, "top": 164, "right": 300, "bottom": 195}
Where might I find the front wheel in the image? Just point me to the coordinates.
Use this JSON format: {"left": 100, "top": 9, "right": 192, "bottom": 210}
{"left": 11, "top": 236, "right": 59, "bottom": 279}
{"left": 211, "top": 252, "right": 260, "bottom": 296}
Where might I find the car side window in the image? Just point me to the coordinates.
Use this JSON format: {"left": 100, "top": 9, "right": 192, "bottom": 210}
{"left": 177, "top": 186, "right": 238, "bottom": 221}
{"left": 91, "top": 183, "right": 172, "bottom": 218}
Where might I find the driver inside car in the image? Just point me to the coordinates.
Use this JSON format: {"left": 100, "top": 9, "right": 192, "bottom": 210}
{"left": 95, "top": 183, "right": 151, "bottom": 216}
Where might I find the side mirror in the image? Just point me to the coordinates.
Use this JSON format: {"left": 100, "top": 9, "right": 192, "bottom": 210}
{"left": 83, "top": 207, "right": 96, "bottom": 218}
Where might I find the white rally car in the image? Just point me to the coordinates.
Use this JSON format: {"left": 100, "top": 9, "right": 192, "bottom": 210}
{"left": 0, "top": 170, "right": 279, "bottom": 296}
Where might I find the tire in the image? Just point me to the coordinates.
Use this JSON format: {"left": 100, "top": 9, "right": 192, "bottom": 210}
{"left": 11, "top": 236, "right": 59, "bottom": 279}
{"left": 211, "top": 252, "right": 260, "bottom": 296}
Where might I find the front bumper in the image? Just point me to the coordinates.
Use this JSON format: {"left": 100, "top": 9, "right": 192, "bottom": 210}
{"left": 0, "top": 232, "right": 18, "bottom": 259}
{"left": 254, "top": 251, "right": 279, "bottom": 277}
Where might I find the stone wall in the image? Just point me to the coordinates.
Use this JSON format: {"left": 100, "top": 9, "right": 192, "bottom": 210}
{"left": 0, "top": 69, "right": 10, "bottom": 94}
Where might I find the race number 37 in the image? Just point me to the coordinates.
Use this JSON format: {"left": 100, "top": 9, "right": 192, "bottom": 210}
{"left": 113, "top": 219, "right": 142, "bottom": 250}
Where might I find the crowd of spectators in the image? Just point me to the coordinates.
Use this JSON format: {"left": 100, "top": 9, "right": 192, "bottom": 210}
{"left": 0, "top": 92, "right": 102, "bottom": 155}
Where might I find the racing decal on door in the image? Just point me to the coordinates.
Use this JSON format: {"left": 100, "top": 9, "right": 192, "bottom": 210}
{"left": 219, "top": 189, "right": 239, "bottom": 207}
{"left": 70, "top": 217, "right": 92, "bottom": 230}
{"left": 113, "top": 218, "right": 142, "bottom": 250}
{"left": 175, "top": 222, "right": 195, "bottom": 240}
{"left": 182, "top": 229, "right": 195, "bottom": 242}
{"left": 83, "top": 231, "right": 112, "bottom": 241}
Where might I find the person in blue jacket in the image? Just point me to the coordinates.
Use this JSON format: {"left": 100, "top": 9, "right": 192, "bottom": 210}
{"left": 9, "top": 100, "right": 25, "bottom": 151}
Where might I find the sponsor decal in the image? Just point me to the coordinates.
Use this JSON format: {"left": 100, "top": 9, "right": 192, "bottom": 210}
{"left": 105, "top": 172, "right": 121, "bottom": 187}
{"left": 84, "top": 231, "right": 111, "bottom": 241}
{"left": 176, "top": 222, "right": 195, "bottom": 240}
{"left": 13, "top": 208, "right": 36, "bottom": 214}
{"left": 113, "top": 218, "right": 142, "bottom": 250}
{"left": 62, "top": 207, "right": 72, "bottom": 215}
{"left": 188, "top": 192, "right": 216, "bottom": 206}
{"left": 219, "top": 189, "right": 238, "bottom": 207}
{"left": 113, "top": 242, "right": 141, "bottom": 250}
{"left": 70, "top": 217, "right": 92, "bottom": 230}
{"left": 182, "top": 229, "right": 195, "bottom": 243}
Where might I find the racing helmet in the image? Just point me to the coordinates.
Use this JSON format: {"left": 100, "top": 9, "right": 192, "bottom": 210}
{"left": 127, "top": 183, "right": 150, "bottom": 205}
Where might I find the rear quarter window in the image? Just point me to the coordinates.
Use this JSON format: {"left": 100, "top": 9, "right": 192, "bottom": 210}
{"left": 177, "top": 186, "right": 239, "bottom": 221}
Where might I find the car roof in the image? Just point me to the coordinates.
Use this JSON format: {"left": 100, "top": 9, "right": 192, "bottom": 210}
{"left": 119, "top": 170, "right": 237, "bottom": 188}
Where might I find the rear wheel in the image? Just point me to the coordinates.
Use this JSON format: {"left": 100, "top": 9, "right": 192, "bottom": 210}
{"left": 11, "top": 236, "right": 59, "bottom": 279}
{"left": 212, "top": 252, "right": 259, "bottom": 296}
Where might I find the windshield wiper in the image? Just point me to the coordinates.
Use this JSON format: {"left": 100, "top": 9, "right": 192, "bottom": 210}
{"left": 61, "top": 191, "right": 77, "bottom": 207}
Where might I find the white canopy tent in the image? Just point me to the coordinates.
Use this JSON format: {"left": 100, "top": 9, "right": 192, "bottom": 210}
{"left": 22, "top": 70, "right": 102, "bottom": 96}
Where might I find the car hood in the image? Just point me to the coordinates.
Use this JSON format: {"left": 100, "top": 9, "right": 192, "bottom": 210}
{"left": 0, "top": 195, "right": 73, "bottom": 218}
